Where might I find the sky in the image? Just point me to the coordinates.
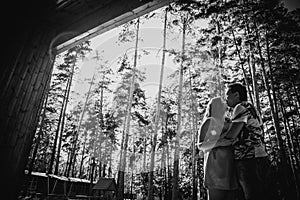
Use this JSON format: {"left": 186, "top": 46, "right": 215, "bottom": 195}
{"left": 68, "top": 1, "right": 300, "bottom": 109}
{"left": 69, "top": 12, "right": 208, "bottom": 109}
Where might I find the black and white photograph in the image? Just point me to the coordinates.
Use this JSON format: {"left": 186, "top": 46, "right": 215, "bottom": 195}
{"left": 1, "top": 0, "right": 300, "bottom": 200}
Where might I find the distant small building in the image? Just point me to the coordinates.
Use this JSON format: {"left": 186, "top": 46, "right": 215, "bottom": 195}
{"left": 92, "top": 178, "right": 117, "bottom": 200}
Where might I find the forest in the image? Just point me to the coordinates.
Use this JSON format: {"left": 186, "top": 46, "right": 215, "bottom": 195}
{"left": 24, "top": 0, "right": 300, "bottom": 200}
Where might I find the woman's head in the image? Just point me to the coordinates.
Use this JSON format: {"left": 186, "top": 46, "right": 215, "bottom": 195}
{"left": 204, "top": 97, "right": 227, "bottom": 119}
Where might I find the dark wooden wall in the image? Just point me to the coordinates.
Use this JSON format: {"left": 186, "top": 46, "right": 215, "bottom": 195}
{"left": 0, "top": 0, "right": 173, "bottom": 199}
{"left": 0, "top": 2, "right": 57, "bottom": 198}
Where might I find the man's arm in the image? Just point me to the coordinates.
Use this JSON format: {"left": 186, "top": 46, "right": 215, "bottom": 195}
{"left": 223, "top": 121, "right": 245, "bottom": 139}
{"left": 215, "top": 121, "right": 244, "bottom": 147}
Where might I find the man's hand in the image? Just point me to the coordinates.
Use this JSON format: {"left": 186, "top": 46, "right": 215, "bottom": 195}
{"left": 215, "top": 137, "right": 234, "bottom": 147}
{"left": 224, "top": 121, "right": 245, "bottom": 139}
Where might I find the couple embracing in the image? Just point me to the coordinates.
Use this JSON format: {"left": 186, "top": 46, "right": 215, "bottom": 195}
{"left": 198, "top": 83, "right": 270, "bottom": 200}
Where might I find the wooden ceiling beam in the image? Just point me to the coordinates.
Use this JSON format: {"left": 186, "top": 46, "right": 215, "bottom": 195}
{"left": 53, "top": 0, "right": 175, "bottom": 54}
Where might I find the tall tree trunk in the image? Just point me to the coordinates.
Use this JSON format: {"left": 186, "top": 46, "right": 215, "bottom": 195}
{"left": 90, "top": 157, "right": 96, "bottom": 194}
{"left": 215, "top": 20, "right": 225, "bottom": 97}
{"left": 48, "top": 73, "right": 72, "bottom": 174}
{"left": 130, "top": 133, "right": 136, "bottom": 197}
{"left": 108, "top": 143, "right": 113, "bottom": 177}
{"left": 94, "top": 50, "right": 106, "bottom": 178}
{"left": 97, "top": 128, "right": 104, "bottom": 178}
{"left": 286, "top": 90, "right": 300, "bottom": 167}
{"left": 148, "top": 9, "right": 168, "bottom": 200}
{"left": 28, "top": 91, "right": 49, "bottom": 174}
{"left": 102, "top": 139, "right": 108, "bottom": 177}
{"left": 117, "top": 18, "right": 140, "bottom": 200}
{"left": 143, "top": 129, "right": 147, "bottom": 172}
{"left": 166, "top": 117, "right": 172, "bottom": 200}
{"left": 71, "top": 145, "right": 78, "bottom": 177}
{"left": 172, "top": 14, "right": 187, "bottom": 200}
{"left": 241, "top": 4, "right": 261, "bottom": 113}
{"left": 285, "top": 91, "right": 300, "bottom": 188}
{"left": 79, "top": 129, "right": 88, "bottom": 178}
{"left": 264, "top": 30, "right": 289, "bottom": 162}
{"left": 279, "top": 98, "right": 300, "bottom": 199}
{"left": 76, "top": 70, "right": 96, "bottom": 138}
{"left": 98, "top": 72, "right": 106, "bottom": 178}
{"left": 167, "top": 150, "right": 171, "bottom": 200}
{"left": 160, "top": 114, "right": 168, "bottom": 200}
{"left": 70, "top": 70, "right": 96, "bottom": 177}
{"left": 64, "top": 150, "right": 71, "bottom": 176}
{"left": 262, "top": 27, "right": 291, "bottom": 199}
{"left": 231, "top": 29, "right": 254, "bottom": 105}
{"left": 188, "top": 67, "right": 198, "bottom": 200}
{"left": 291, "top": 80, "right": 300, "bottom": 111}
{"left": 54, "top": 69, "right": 74, "bottom": 175}
{"left": 66, "top": 131, "right": 78, "bottom": 176}
{"left": 249, "top": 54, "right": 261, "bottom": 113}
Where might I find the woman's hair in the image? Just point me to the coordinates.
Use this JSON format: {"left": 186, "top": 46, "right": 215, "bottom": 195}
{"left": 204, "top": 97, "right": 225, "bottom": 119}
{"left": 199, "top": 97, "right": 226, "bottom": 143}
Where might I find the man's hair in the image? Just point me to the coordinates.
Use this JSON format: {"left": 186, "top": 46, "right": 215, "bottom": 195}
{"left": 227, "top": 83, "right": 247, "bottom": 101}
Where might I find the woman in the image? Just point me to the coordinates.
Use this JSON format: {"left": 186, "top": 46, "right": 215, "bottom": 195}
{"left": 198, "top": 97, "right": 238, "bottom": 200}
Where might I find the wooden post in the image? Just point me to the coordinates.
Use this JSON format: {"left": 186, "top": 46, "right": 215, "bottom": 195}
{"left": 90, "top": 157, "right": 96, "bottom": 196}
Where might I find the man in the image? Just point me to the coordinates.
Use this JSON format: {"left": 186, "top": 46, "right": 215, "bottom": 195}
{"left": 221, "top": 83, "right": 269, "bottom": 200}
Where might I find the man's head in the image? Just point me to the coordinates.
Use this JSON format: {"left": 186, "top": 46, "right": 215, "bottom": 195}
{"left": 225, "top": 83, "right": 247, "bottom": 108}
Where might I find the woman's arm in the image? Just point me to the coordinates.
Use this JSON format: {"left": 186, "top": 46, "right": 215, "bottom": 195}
{"left": 198, "top": 118, "right": 210, "bottom": 143}
{"left": 198, "top": 140, "right": 219, "bottom": 151}
{"left": 198, "top": 118, "right": 223, "bottom": 151}
{"left": 197, "top": 118, "right": 214, "bottom": 151}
